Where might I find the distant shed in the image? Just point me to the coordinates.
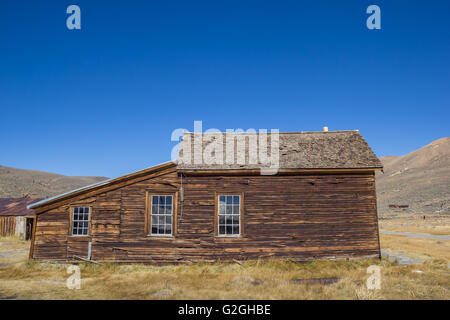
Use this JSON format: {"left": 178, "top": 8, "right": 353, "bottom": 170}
{"left": 0, "top": 198, "right": 41, "bottom": 239}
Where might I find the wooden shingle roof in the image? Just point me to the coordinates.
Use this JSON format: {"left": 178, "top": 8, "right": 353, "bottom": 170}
{"left": 177, "top": 130, "right": 382, "bottom": 171}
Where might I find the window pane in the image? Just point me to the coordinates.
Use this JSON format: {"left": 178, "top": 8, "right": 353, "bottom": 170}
{"left": 72, "top": 208, "right": 90, "bottom": 235}
{"left": 163, "top": 216, "right": 170, "bottom": 224}
{"left": 150, "top": 196, "right": 173, "bottom": 235}
{"left": 217, "top": 195, "right": 241, "bottom": 236}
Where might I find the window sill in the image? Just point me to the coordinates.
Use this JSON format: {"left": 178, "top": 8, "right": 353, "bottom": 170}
{"left": 215, "top": 235, "right": 243, "bottom": 239}
{"left": 67, "top": 235, "right": 91, "bottom": 239}
{"left": 146, "top": 234, "right": 175, "bottom": 239}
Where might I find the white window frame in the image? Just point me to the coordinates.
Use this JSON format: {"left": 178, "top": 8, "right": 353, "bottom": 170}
{"left": 150, "top": 195, "right": 173, "bottom": 237}
{"left": 217, "top": 194, "right": 241, "bottom": 237}
{"left": 71, "top": 207, "right": 90, "bottom": 236}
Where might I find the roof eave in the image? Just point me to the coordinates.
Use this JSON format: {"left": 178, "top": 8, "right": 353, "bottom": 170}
{"left": 177, "top": 166, "right": 383, "bottom": 175}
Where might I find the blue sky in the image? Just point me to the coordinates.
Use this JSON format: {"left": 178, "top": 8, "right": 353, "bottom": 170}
{"left": 0, "top": 1, "right": 449, "bottom": 177}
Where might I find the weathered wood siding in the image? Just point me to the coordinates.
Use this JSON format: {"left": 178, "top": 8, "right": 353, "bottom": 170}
{"left": 32, "top": 168, "right": 380, "bottom": 263}
{"left": 177, "top": 173, "right": 380, "bottom": 262}
{"left": 0, "top": 216, "right": 16, "bottom": 236}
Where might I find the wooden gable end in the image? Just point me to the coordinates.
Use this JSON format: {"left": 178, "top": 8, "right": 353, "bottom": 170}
{"left": 31, "top": 165, "right": 180, "bottom": 260}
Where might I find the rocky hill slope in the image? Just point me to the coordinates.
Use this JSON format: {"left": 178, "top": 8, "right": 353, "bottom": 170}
{"left": 376, "top": 137, "right": 449, "bottom": 214}
{"left": 0, "top": 165, "right": 108, "bottom": 199}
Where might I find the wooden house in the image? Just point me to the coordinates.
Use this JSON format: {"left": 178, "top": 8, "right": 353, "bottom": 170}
{"left": 0, "top": 197, "right": 40, "bottom": 240}
{"left": 28, "top": 130, "right": 383, "bottom": 263}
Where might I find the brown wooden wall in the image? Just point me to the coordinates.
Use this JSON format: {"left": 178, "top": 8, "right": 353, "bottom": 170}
{"left": 31, "top": 167, "right": 380, "bottom": 263}
{"left": 0, "top": 216, "right": 16, "bottom": 236}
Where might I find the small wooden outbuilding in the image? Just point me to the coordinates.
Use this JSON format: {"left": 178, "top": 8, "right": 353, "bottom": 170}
{"left": 0, "top": 197, "right": 40, "bottom": 240}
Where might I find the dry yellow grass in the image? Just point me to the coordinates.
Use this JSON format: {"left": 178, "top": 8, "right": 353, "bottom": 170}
{"left": 379, "top": 213, "right": 450, "bottom": 236}
{"left": 380, "top": 234, "right": 450, "bottom": 261}
{"left": 2, "top": 213, "right": 450, "bottom": 300}
{"left": 0, "top": 235, "right": 28, "bottom": 245}
{"left": 0, "top": 236, "right": 30, "bottom": 268}
{"left": 0, "top": 238, "right": 449, "bottom": 300}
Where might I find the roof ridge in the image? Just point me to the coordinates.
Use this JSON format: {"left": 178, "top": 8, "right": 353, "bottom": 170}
{"left": 184, "top": 130, "right": 360, "bottom": 134}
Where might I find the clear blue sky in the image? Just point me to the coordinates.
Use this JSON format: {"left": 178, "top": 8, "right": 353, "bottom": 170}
{"left": 1, "top": 1, "right": 449, "bottom": 177}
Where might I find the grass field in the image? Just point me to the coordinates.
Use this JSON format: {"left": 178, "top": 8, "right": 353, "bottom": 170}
{"left": 0, "top": 213, "right": 449, "bottom": 300}
{"left": 0, "top": 240, "right": 448, "bottom": 299}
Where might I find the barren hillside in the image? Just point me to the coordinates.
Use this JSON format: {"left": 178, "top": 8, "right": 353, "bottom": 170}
{"left": 0, "top": 165, "right": 108, "bottom": 198}
{"left": 376, "top": 137, "right": 450, "bottom": 214}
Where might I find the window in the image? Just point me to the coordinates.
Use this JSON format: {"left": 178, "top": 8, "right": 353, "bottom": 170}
{"left": 72, "top": 207, "right": 90, "bottom": 236}
{"left": 218, "top": 195, "right": 240, "bottom": 236}
{"left": 150, "top": 195, "right": 173, "bottom": 236}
